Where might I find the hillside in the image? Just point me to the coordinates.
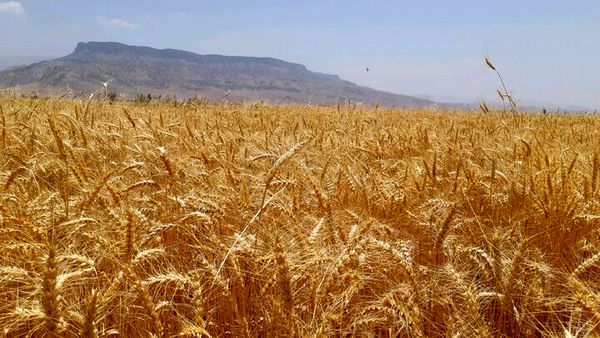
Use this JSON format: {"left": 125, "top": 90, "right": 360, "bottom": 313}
{"left": 0, "top": 55, "right": 53, "bottom": 72}
{"left": 0, "top": 42, "right": 433, "bottom": 106}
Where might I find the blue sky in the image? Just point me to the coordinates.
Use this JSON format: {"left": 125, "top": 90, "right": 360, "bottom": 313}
{"left": 1, "top": 1, "right": 599, "bottom": 108}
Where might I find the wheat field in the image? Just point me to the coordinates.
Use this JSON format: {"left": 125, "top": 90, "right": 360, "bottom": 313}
{"left": 0, "top": 96, "right": 599, "bottom": 337}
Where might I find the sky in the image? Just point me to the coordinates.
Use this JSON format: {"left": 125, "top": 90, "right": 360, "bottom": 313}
{"left": 1, "top": 0, "right": 599, "bottom": 109}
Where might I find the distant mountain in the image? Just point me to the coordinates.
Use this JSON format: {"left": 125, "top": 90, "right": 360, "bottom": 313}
{"left": 0, "top": 41, "right": 433, "bottom": 106}
{"left": 0, "top": 55, "right": 53, "bottom": 71}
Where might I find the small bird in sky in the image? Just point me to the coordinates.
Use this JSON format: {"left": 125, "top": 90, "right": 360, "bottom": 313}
{"left": 366, "top": 67, "right": 370, "bottom": 72}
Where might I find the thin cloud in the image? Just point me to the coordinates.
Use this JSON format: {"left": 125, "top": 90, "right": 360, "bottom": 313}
{"left": 96, "top": 16, "right": 140, "bottom": 29}
{"left": 0, "top": 1, "right": 24, "bottom": 15}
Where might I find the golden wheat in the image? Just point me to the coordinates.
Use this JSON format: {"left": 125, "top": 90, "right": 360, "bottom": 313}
{"left": 0, "top": 96, "right": 599, "bottom": 336}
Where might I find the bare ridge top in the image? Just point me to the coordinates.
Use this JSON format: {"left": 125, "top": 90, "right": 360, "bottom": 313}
{"left": 70, "top": 41, "right": 309, "bottom": 71}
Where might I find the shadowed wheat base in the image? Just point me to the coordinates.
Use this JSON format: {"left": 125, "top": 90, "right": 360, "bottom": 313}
{"left": 0, "top": 97, "right": 599, "bottom": 337}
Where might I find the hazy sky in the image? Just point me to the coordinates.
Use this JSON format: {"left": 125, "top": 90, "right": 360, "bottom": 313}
{"left": 1, "top": 0, "right": 599, "bottom": 108}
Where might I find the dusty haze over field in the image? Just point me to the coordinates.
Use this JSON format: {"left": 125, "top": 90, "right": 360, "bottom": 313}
{"left": 0, "top": 1, "right": 599, "bottom": 108}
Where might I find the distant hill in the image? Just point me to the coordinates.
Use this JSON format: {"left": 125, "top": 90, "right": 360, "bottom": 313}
{"left": 0, "top": 55, "right": 53, "bottom": 72}
{"left": 0, "top": 41, "right": 433, "bottom": 106}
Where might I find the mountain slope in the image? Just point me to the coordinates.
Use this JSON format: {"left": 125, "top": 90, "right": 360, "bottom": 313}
{"left": 0, "top": 55, "right": 54, "bottom": 72}
{"left": 0, "top": 41, "right": 433, "bottom": 106}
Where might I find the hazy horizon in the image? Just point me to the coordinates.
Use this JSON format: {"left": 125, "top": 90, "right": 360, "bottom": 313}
{"left": 1, "top": 0, "right": 599, "bottom": 109}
